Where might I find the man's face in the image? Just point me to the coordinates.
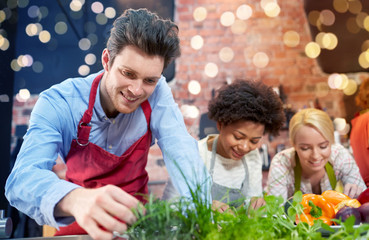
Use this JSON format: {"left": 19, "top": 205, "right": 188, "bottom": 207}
{"left": 100, "top": 45, "right": 164, "bottom": 117}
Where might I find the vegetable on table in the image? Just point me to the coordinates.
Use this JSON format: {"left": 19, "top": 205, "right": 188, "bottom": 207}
{"left": 334, "top": 199, "right": 361, "bottom": 213}
{"left": 358, "top": 202, "right": 369, "bottom": 223}
{"left": 321, "top": 190, "right": 351, "bottom": 206}
{"left": 297, "top": 193, "right": 335, "bottom": 226}
{"left": 357, "top": 187, "right": 369, "bottom": 204}
{"left": 335, "top": 206, "right": 361, "bottom": 225}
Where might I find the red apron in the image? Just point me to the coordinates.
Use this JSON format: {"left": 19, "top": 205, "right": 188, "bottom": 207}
{"left": 55, "top": 72, "right": 152, "bottom": 236}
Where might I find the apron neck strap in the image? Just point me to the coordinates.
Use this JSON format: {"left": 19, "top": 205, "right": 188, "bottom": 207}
{"left": 77, "top": 72, "right": 103, "bottom": 146}
{"left": 209, "top": 136, "right": 247, "bottom": 177}
{"left": 294, "top": 153, "right": 336, "bottom": 194}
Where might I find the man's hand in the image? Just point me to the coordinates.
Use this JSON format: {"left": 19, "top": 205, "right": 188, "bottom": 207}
{"left": 55, "top": 185, "right": 143, "bottom": 240}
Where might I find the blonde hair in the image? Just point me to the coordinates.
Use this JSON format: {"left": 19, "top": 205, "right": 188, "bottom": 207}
{"left": 355, "top": 77, "right": 369, "bottom": 109}
{"left": 289, "top": 108, "right": 335, "bottom": 145}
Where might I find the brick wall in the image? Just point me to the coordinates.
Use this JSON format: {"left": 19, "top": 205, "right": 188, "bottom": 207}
{"left": 11, "top": 0, "right": 369, "bottom": 198}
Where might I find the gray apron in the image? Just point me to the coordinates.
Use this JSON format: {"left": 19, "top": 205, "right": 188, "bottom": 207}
{"left": 210, "top": 137, "right": 249, "bottom": 208}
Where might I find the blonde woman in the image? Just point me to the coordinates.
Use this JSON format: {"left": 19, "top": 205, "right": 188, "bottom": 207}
{"left": 266, "top": 108, "right": 365, "bottom": 201}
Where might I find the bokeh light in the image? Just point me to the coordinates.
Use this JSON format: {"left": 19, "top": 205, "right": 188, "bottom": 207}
{"left": 181, "top": 104, "right": 200, "bottom": 119}
{"left": 220, "top": 11, "right": 235, "bottom": 27}
{"left": 263, "top": 2, "right": 280, "bottom": 18}
{"left": 305, "top": 42, "right": 321, "bottom": 58}
{"left": 0, "top": 36, "right": 9, "bottom": 51}
{"left": 346, "top": 17, "right": 360, "bottom": 34}
{"left": 253, "top": 52, "right": 269, "bottom": 68}
{"left": 204, "top": 63, "right": 218, "bottom": 78}
{"left": 308, "top": 10, "right": 320, "bottom": 26}
{"left": 79, "top": 38, "right": 91, "bottom": 50}
{"left": 219, "top": 47, "right": 234, "bottom": 63}
{"left": 70, "top": 0, "right": 83, "bottom": 12}
{"left": 358, "top": 51, "right": 369, "bottom": 68}
{"left": 188, "top": 80, "right": 201, "bottom": 95}
{"left": 85, "top": 53, "right": 96, "bottom": 65}
{"left": 236, "top": 4, "right": 252, "bottom": 20}
{"left": 328, "top": 73, "right": 340, "bottom": 89}
{"left": 27, "top": 5, "right": 40, "bottom": 18}
{"left": 38, "top": 30, "right": 51, "bottom": 43}
{"left": 190, "top": 35, "right": 204, "bottom": 50}
{"left": 32, "top": 61, "right": 43, "bottom": 73}
{"left": 343, "top": 79, "right": 358, "bottom": 95}
{"left": 319, "top": 9, "right": 335, "bottom": 26}
{"left": 356, "top": 12, "right": 367, "bottom": 28}
{"left": 17, "top": 0, "right": 29, "bottom": 8}
{"left": 104, "top": 7, "right": 116, "bottom": 19}
{"left": 39, "top": 6, "right": 49, "bottom": 19}
{"left": 231, "top": 20, "right": 247, "bottom": 34}
{"left": 348, "top": 0, "right": 362, "bottom": 14}
{"left": 55, "top": 21, "right": 68, "bottom": 35}
{"left": 333, "top": 117, "right": 347, "bottom": 133}
{"left": 10, "top": 59, "right": 21, "bottom": 72}
{"left": 283, "top": 31, "right": 300, "bottom": 47}
{"left": 0, "top": 10, "right": 5, "bottom": 23}
{"left": 322, "top": 33, "right": 338, "bottom": 50}
{"left": 19, "top": 89, "right": 31, "bottom": 101}
{"left": 333, "top": 0, "right": 349, "bottom": 13}
{"left": 78, "top": 65, "right": 90, "bottom": 76}
{"left": 96, "top": 13, "right": 108, "bottom": 25}
{"left": 193, "top": 7, "right": 207, "bottom": 22}
{"left": 91, "top": 1, "right": 104, "bottom": 14}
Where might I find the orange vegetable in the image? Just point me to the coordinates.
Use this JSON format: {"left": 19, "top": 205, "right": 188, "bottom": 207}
{"left": 334, "top": 199, "right": 361, "bottom": 213}
{"left": 298, "top": 194, "right": 336, "bottom": 226}
{"left": 321, "top": 190, "right": 351, "bottom": 206}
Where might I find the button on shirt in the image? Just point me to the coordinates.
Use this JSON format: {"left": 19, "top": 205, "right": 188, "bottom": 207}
{"left": 5, "top": 70, "right": 210, "bottom": 228}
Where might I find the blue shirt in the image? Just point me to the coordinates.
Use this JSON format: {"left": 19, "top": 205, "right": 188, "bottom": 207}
{"left": 5, "top": 71, "right": 210, "bottom": 228}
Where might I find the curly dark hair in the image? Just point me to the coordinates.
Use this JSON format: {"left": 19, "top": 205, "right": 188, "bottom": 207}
{"left": 208, "top": 80, "right": 286, "bottom": 136}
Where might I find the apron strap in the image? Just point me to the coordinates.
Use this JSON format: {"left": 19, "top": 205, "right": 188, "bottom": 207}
{"left": 77, "top": 72, "right": 103, "bottom": 146}
{"left": 209, "top": 136, "right": 248, "bottom": 187}
{"left": 294, "top": 153, "right": 336, "bottom": 193}
{"left": 325, "top": 161, "right": 336, "bottom": 190}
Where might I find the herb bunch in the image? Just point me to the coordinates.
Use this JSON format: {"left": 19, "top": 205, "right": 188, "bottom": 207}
{"left": 124, "top": 189, "right": 369, "bottom": 240}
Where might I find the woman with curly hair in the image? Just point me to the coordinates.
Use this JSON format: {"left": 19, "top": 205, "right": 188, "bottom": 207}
{"left": 163, "top": 79, "right": 285, "bottom": 211}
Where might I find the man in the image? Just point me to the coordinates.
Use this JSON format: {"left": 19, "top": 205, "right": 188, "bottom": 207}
{"left": 6, "top": 8, "right": 210, "bottom": 240}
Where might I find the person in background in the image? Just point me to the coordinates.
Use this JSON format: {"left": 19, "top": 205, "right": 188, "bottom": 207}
{"left": 266, "top": 108, "right": 365, "bottom": 202}
{"left": 350, "top": 77, "right": 369, "bottom": 187}
{"left": 163, "top": 80, "right": 286, "bottom": 212}
{"left": 5, "top": 8, "right": 210, "bottom": 240}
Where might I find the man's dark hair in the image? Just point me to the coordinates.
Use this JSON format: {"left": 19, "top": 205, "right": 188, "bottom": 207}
{"left": 208, "top": 80, "right": 286, "bottom": 136}
{"left": 107, "top": 8, "right": 181, "bottom": 69}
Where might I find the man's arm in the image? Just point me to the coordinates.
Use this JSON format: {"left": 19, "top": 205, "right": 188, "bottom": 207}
{"left": 149, "top": 78, "right": 212, "bottom": 203}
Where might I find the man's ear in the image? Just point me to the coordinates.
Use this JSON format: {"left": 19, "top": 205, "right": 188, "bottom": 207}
{"left": 102, "top": 48, "right": 110, "bottom": 71}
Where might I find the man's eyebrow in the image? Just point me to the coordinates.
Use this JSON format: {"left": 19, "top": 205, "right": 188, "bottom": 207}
{"left": 121, "top": 65, "right": 161, "bottom": 79}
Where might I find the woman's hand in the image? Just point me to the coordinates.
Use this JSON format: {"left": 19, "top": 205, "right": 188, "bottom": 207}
{"left": 249, "top": 197, "right": 266, "bottom": 210}
{"left": 212, "top": 200, "right": 233, "bottom": 214}
{"left": 343, "top": 183, "right": 364, "bottom": 199}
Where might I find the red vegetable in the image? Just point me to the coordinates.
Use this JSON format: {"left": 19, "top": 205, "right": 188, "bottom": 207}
{"left": 357, "top": 188, "right": 369, "bottom": 204}
{"left": 335, "top": 206, "right": 361, "bottom": 225}
{"left": 358, "top": 202, "right": 369, "bottom": 223}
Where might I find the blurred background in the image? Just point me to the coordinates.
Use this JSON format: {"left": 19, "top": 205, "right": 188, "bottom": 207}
{"left": 1, "top": 0, "right": 369, "bottom": 237}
